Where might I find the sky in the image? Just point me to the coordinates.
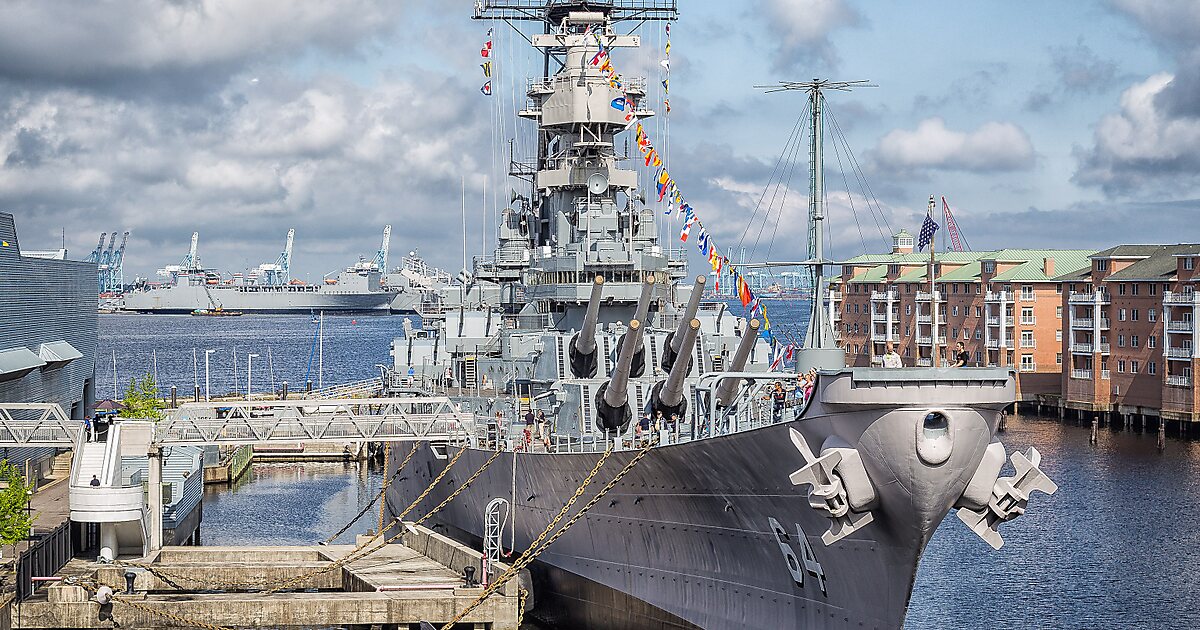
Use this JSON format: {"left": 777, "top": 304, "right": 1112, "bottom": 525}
{"left": 0, "top": 0, "right": 1198, "bottom": 282}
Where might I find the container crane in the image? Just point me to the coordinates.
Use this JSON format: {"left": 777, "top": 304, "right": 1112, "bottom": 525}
{"left": 373, "top": 225, "right": 391, "bottom": 272}
{"left": 254, "top": 228, "right": 294, "bottom": 285}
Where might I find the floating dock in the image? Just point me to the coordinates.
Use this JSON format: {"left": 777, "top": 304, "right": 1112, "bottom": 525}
{"left": 14, "top": 524, "right": 521, "bottom": 629}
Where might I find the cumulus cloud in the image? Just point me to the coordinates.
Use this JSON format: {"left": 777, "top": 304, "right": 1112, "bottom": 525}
{"left": 1072, "top": 73, "right": 1200, "bottom": 195}
{"left": 870, "top": 118, "right": 1035, "bottom": 174}
{"left": 753, "top": 0, "right": 863, "bottom": 72}
{"left": 0, "top": 0, "right": 403, "bottom": 87}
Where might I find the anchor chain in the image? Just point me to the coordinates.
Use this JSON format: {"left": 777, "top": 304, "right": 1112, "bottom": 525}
{"left": 73, "top": 577, "right": 236, "bottom": 630}
{"left": 320, "top": 441, "right": 418, "bottom": 545}
{"left": 441, "top": 440, "right": 655, "bottom": 630}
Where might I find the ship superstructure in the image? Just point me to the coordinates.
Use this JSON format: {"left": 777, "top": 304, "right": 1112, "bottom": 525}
{"left": 384, "top": 3, "right": 1058, "bottom": 629}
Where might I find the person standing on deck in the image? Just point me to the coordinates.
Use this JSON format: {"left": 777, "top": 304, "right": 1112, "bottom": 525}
{"left": 952, "top": 341, "right": 970, "bottom": 367}
{"left": 882, "top": 343, "right": 903, "bottom": 368}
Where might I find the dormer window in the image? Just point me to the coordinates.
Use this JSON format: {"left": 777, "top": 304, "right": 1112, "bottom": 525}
{"left": 1096, "top": 260, "right": 1108, "bottom": 271}
{"left": 889, "top": 264, "right": 900, "bottom": 275}
{"left": 982, "top": 261, "right": 995, "bottom": 274}
{"left": 1186, "top": 257, "right": 1195, "bottom": 271}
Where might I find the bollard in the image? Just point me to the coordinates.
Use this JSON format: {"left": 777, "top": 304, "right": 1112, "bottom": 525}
{"left": 462, "top": 565, "right": 478, "bottom": 587}
{"left": 170, "top": 385, "right": 177, "bottom": 409}
{"left": 193, "top": 385, "right": 200, "bottom": 403}
{"left": 307, "top": 380, "right": 313, "bottom": 393}
{"left": 281, "top": 381, "right": 288, "bottom": 400}
{"left": 124, "top": 571, "right": 137, "bottom": 595}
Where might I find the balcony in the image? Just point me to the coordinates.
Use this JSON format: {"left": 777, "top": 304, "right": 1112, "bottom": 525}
{"left": 1098, "top": 318, "right": 1111, "bottom": 329}
{"left": 1165, "top": 346, "right": 1194, "bottom": 360}
{"left": 916, "top": 291, "right": 945, "bottom": 302}
{"left": 871, "top": 290, "right": 898, "bottom": 302}
{"left": 987, "top": 316, "right": 1001, "bottom": 326}
{"left": 917, "top": 336, "right": 932, "bottom": 345}
{"left": 1099, "top": 343, "right": 1111, "bottom": 354}
{"left": 1166, "top": 320, "right": 1194, "bottom": 333}
{"left": 986, "top": 339, "right": 1015, "bottom": 350}
{"left": 937, "top": 315, "right": 948, "bottom": 324}
{"left": 1019, "top": 316, "right": 1037, "bottom": 326}
{"left": 985, "top": 291, "right": 1010, "bottom": 303}
{"left": 1069, "top": 291, "right": 1110, "bottom": 305}
{"left": 917, "top": 314, "right": 932, "bottom": 324}
{"left": 1101, "top": 370, "right": 1111, "bottom": 379}
{"left": 828, "top": 291, "right": 842, "bottom": 301}
{"left": 871, "top": 333, "right": 889, "bottom": 342}
{"left": 1019, "top": 362, "right": 1038, "bottom": 372}
{"left": 1071, "top": 369, "right": 1094, "bottom": 380}
{"left": 1070, "top": 342, "right": 1093, "bottom": 354}
{"left": 915, "top": 357, "right": 933, "bottom": 367}
{"left": 1018, "top": 293, "right": 1036, "bottom": 302}
{"left": 1164, "top": 291, "right": 1199, "bottom": 305}
{"left": 1167, "top": 375, "right": 1192, "bottom": 387}
{"left": 1071, "top": 318, "right": 1093, "bottom": 329}
{"left": 1020, "top": 339, "right": 1037, "bottom": 349}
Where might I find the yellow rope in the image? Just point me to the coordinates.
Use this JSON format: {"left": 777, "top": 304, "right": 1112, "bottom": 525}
{"left": 440, "top": 441, "right": 656, "bottom": 630}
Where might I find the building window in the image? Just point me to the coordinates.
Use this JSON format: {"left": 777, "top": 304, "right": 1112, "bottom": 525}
{"left": 1021, "top": 307, "right": 1034, "bottom": 325}
{"left": 1150, "top": 284, "right": 1157, "bottom": 296}
{"left": 1021, "top": 285, "right": 1034, "bottom": 300}
{"left": 854, "top": 304, "right": 860, "bottom": 314}
{"left": 908, "top": 284, "right": 914, "bottom": 293}
{"left": 1131, "top": 360, "right": 1140, "bottom": 372}
{"left": 952, "top": 327, "right": 958, "bottom": 339}
{"left": 975, "top": 306, "right": 982, "bottom": 317}
{"left": 1021, "top": 331, "right": 1034, "bottom": 347}
{"left": 1149, "top": 362, "right": 1157, "bottom": 375}
{"left": 906, "top": 304, "right": 912, "bottom": 315}
{"left": 1097, "top": 260, "right": 1108, "bottom": 271}
{"left": 1056, "top": 283, "right": 1062, "bottom": 294}
{"left": 963, "top": 328, "right": 970, "bottom": 339}
{"left": 1020, "top": 355, "right": 1034, "bottom": 370}
{"left": 983, "top": 261, "right": 995, "bottom": 274}
{"left": 1149, "top": 336, "right": 1157, "bottom": 348}
{"left": 1132, "top": 335, "right": 1139, "bottom": 348}
{"left": 1132, "top": 309, "right": 1139, "bottom": 321}
{"left": 1187, "top": 257, "right": 1195, "bottom": 270}
{"left": 1131, "top": 283, "right": 1139, "bottom": 296}
{"left": 953, "top": 306, "right": 959, "bottom": 316}
{"left": 889, "top": 264, "right": 900, "bottom": 275}
{"left": 1119, "top": 309, "right": 1126, "bottom": 321}
{"left": 1056, "top": 329, "right": 1062, "bottom": 342}
{"left": 952, "top": 283, "right": 959, "bottom": 294}
{"left": 975, "top": 329, "right": 982, "bottom": 339}
{"left": 1118, "top": 335, "right": 1125, "bottom": 347}
{"left": 1149, "top": 309, "right": 1157, "bottom": 322}
{"left": 1056, "top": 305, "right": 1063, "bottom": 319}
{"left": 1056, "top": 352, "right": 1062, "bottom": 365}
{"left": 1118, "top": 360, "right": 1126, "bottom": 373}
{"left": 1118, "top": 283, "right": 1126, "bottom": 295}
{"left": 1164, "top": 283, "right": 1171, "bottom": 293}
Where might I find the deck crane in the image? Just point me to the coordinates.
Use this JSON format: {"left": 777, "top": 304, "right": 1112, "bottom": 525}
{"left": 372, "top": 225, "right": 391, "bottom": 272}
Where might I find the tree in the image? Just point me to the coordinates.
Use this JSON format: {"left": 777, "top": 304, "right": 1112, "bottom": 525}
{"left": 119, "top": 373, "right": 165, "bottom": 420}
{"left": 0, "top": 461, "right": 33, "bottom": 546}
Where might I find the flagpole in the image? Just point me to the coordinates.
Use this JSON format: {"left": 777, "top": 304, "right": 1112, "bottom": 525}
{"left": 927, "top": 194, "right": 938, "bottom": 367}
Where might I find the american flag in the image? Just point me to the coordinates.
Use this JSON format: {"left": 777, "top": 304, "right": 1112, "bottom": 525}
{"left": 917, "top": 214, "right": 940, "bottom": 251}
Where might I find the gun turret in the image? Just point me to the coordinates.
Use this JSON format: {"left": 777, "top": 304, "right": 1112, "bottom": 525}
{"left": 652, "top": 318, "right": 700, "bottom": 419}
{"left": 633, "top": 274, "right": 656, "bottom": 325}
{"left": 594, "top": 319, "right": 642, "bottom": 433}
{"left": 569, "top": 275, "right": 605, "bottom": 377}
{"left": 620, "top": 275, "right": 655, "bottom": 378}
{"left": 661, "top": 275, "right": 706, "bottom": 372}
{"left": 714, "top": 319, "right": 760, "bottom": 407}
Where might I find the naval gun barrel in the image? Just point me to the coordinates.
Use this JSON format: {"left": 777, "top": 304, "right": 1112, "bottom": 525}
{"left": 594, "top": 319, "right": 642, "bottom": 432}
{"left": 569, "top": 275, "right": 605, "bottom": 377}
{"left": 714, "top": 319, "right": 760, "bottom": 407}
{"left": 652, "top": 318, "right": 700, "bottom": 419}
{"left": 633, "top": 275, "right": 656, "bottom": 325}
{"left": 661, "top": 275, "right": 706, "bottom": 373}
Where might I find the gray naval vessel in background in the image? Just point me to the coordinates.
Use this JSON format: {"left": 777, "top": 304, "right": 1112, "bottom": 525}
{"left": 384, "top": 2, "right": 1058, "bottom": 628}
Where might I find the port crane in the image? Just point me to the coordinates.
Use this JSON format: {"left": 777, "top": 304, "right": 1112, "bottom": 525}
{"left": 373, "top": 225, "right": 391, "bottom": 272}
{"left": 86, "top": 230, "right": 130, "bottom": 293}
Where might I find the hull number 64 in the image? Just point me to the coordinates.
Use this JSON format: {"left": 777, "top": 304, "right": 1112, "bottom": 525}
{"left": 769, "top": 517, "right": 827, "bottom": 595}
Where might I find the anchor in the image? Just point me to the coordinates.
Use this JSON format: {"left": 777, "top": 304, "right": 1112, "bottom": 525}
{"left": 787, "top": 428, "right": 877, "bottom": 545}
{"left": 955, "top": 440, "right": 1058, "bottom": 550}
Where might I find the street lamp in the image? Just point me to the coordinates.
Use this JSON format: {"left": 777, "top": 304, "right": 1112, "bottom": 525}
{"left": 26, "top": 489, "right": 33, "bottom": 538}
{"left": 204, "top": 349, "right": 217, "bottom": 402}
{"left": 247, "top": 353, "right": 260, "bottom": 401}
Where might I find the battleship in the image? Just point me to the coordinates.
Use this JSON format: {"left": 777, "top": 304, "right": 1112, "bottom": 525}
{"left": 384, "top": 2, "right": 1057, "bottom": 628}
{"left": 123, "top": 229, "right": 395, "bottom": 314}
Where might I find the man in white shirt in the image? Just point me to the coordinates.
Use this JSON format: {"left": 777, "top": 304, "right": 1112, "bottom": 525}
{"left": 882, "top": 342, "right": 903, "bottom": 368}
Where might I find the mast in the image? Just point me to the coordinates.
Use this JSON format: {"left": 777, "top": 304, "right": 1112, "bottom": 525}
{"left": 757, "top": 79, "right": 873, "bottom": 369}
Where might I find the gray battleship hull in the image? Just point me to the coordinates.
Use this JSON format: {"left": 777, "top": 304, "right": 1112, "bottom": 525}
{"left": 123, "top": 284, "right": 392, "bottom": 314}
{"left": 387, "top": 368, "right": 1015, "bottom": 629}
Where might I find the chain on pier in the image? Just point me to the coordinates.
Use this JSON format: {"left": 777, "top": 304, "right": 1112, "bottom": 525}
{"left": 73, "top": 577, "right": 237, "bottom": 630}
{"left": 377, "top": 441, "right": 394, "bottom": 534}
{"left": 440, "top": 440, "right": 656, "bottom": 629}
{"left": 320, "top": 441, "right": 418, "bottom": 545}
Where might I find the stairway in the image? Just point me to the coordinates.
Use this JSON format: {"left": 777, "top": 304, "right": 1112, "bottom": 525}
{"left": 74, "top": 442, "right": 107, "bottom": 487}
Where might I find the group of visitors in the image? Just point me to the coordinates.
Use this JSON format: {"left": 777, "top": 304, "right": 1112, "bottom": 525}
{"left": 879, "top": 341, "right": 972, "bottom": 368}
{"left": 636, "top": 410, "right": 680, "bottom": 445}
{"left": 768, "top": 369, "right": 819, "bottom": 423}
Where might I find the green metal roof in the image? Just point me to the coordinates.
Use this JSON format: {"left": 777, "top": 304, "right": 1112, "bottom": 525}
{"left": 938, "top": 261, "right": 983, "bottom": 281}
{"left": 846, "top": 264, "right": 890, "bottom": 283}
{"left": 844, "top": 248, "right": 1095, "bottom": 284}
{"left": 1106, "top": 244, "right": 1200, "bottom": 281}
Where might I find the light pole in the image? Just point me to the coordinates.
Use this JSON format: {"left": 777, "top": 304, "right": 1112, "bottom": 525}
{"left": 247, "top": 353, "right": 260, "bottom": 401}
{"left": 204, "top": 349, "right": 217, "bottom": 401}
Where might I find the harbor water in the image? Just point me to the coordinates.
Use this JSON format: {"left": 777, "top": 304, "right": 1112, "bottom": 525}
{"left": 101, "top": 310, "right": 1200, "bottom": 628}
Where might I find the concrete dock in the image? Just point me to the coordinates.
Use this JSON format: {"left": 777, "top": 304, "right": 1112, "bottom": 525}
{"left": 14, "top": 524, "right": 521, "bottom": 629}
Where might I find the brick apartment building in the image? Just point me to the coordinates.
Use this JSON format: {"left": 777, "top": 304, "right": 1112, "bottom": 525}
{"left": 829, "top": 230, "right": 1094, "bottom": 401}
{"left": 1059, "top": 244, "right": 1200, "bottom": 423}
